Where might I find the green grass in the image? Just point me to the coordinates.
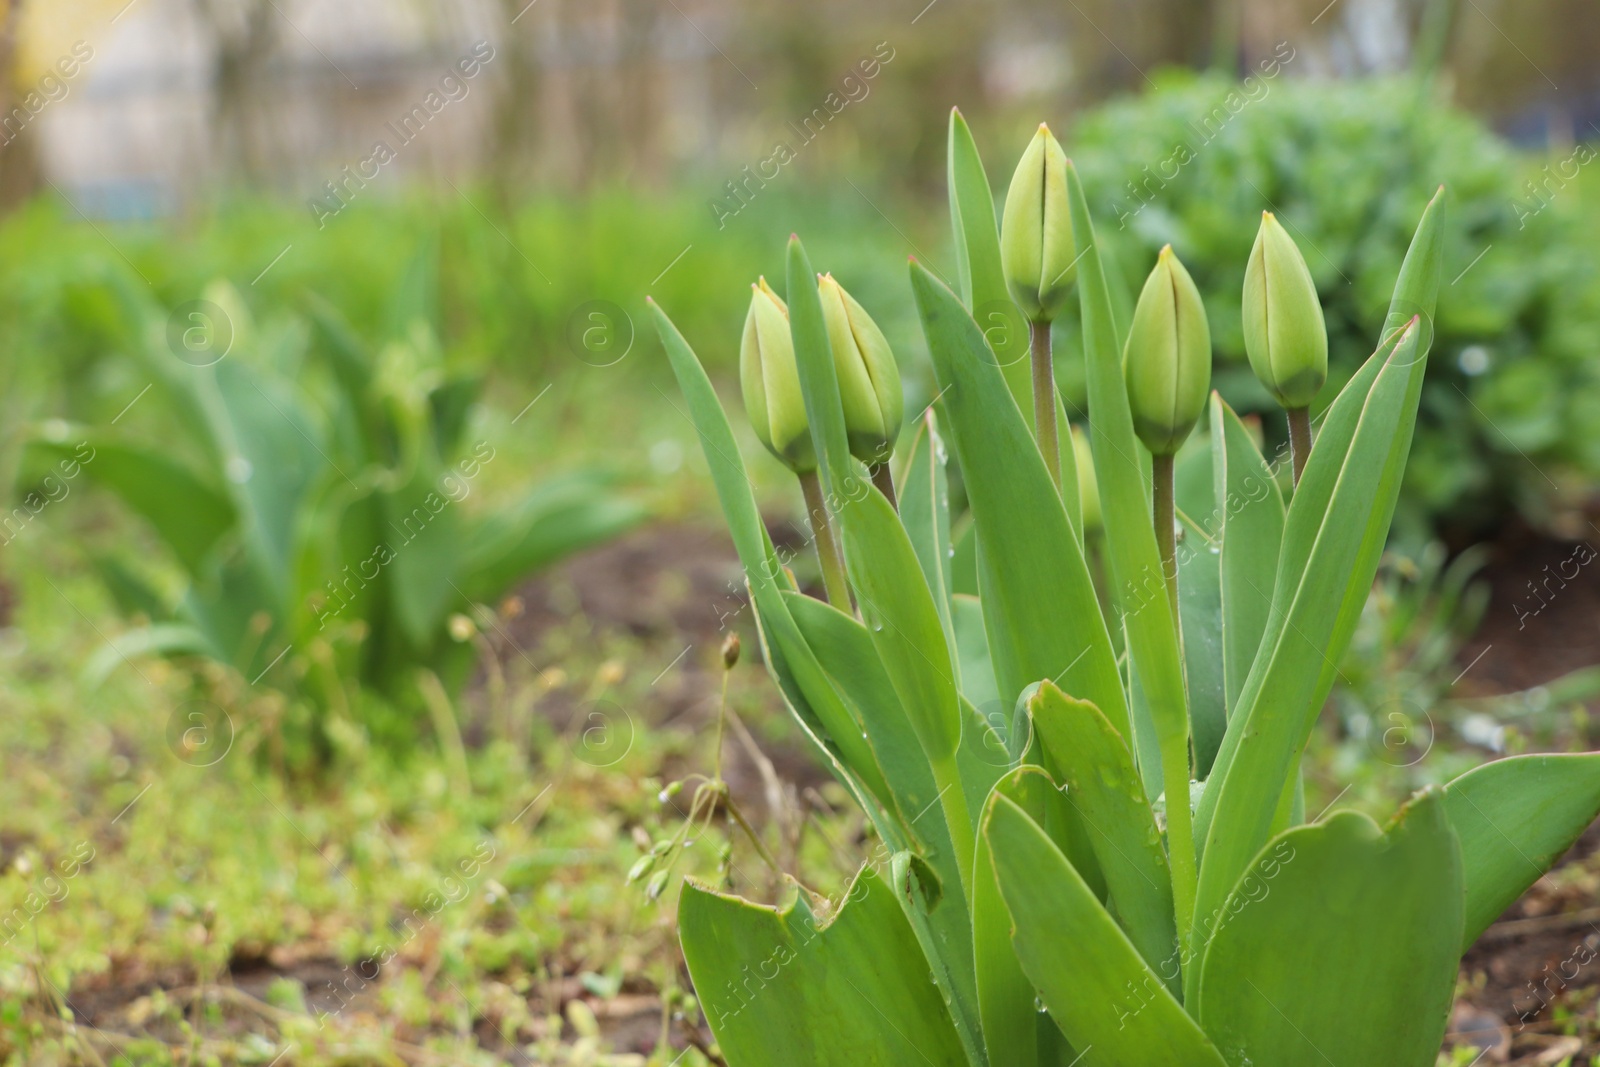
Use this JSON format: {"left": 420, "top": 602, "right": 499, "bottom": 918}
{"left": 0, "top": 364, "right": 869, "bottom": 1065}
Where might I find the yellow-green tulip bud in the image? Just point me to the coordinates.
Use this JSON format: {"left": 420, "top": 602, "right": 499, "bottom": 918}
{"left": 1242, "top": 212, "right": 1328, "bottom": 410}
{"left": 817, "top": 273, "right": 903, "bottom": 466}
{"left": 1072, "top": 425, "right": 1101, "bottom": 533}
{"left": 1000, "top": 123, "right": 1076, "bottom": 323}
{"left": 1123, "top": 246, "right": 1212, "bottom": 456}
{"left": 739, "top": 277, "right": 814, "bottom": 473}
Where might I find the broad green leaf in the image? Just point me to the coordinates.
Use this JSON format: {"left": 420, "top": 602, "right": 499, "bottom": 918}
{"left": 1197, "top": 791, "right": 1462, "bottom": 1067}
{"left": 952, "top": 594, "right": 1000, "bottom": 717}
{"left": 983, "top": 794, "right": 1228, "bottom": 1066}
{"left": 303, "top": 291, "right": 381, "bottom": 458}
{"left": 951, "top": 515, "right": 978, "bottom": 596}
{"left": 1065, "top": 158, "right": 1196, "bottom": 940}
{"left": 83, "top": 622, "right": 217, "bottom": 688}
{"left": 909, "top": 261, "right": 1123, "bottom": 728}
{"left": 787, "top": 239, "right": 964, "bottom": 777}
{"left": 1442, "top": 753, "right": 1600, "bottom": 948}
{"left": 27, "top": 435, "right": 234, "bottom": 577}
{"left": 1177, "top": 508, "right": 1226, "bottom": 778}
{"left": 1172, "top": 449, "right": 1218, "bottom": 787}
{"left": 973, "top": 769, "right": 1080, "bottom": 1067}
{"left": 648, "top": 300, "right": 891, "bottom": 806}
{"left": 428, "top": 375, "right": 482, "bottom": 457}
{"left": 1192, "top": 320, "right": 1431, "bottom": 978}
{"left": 1198, "top": 190, "right": 1447, "bottom": 847}
{"left": 457, "top": 474, "right": 644, "bottom": 603}
{"left": 90, "top": 553, "right": 170, "bottom": 622}
{"left": 679, "top": 868, "right": 969, "bottom": 1067}
{"left": 783, "top": 589, "right": 982, "bottom": 1046}
{"left": 1056, "top": 398, "right": 1082, "bottom": 541}
{"left": 181, "top": 548, "right": 284, "bottom": 677}
{"left": 947, "top": 108, "right": 1031, "bottom": 414}
{"left": 1209, "top": 394, "right": 1284, "bottom": 717}
{"left": 898, "top": 409, "right": 957, "bottom": 662}
{"left": 381, "top": 468, "right": 462, "bottom": 648}
{"left": 204, "top": 360, "right": 322, "bottom": 608}
{"left": 1296, "top": 185, "right": 1448, "bottom": 737}
{"left": 1030, "top": 682, "right": 1177, "bottom": 986}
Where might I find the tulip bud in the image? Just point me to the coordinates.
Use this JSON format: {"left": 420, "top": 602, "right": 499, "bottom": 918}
{"left": 1242, "top": 212, "right": 1328, "bottom": 410}
{"left": 1000, "top": 124, "right": 1076, "bottom": 323}
{"left": 817, "top": 274, "right": 903, "bottom": 466}
{"left": 1123, "top": 246, "right": 1212, "bottom": 456}
{"left": 739, "top": 277, "right": 814, "bottom": 473}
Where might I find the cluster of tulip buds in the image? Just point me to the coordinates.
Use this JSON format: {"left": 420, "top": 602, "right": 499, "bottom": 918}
{"left": 734, "top": 123, "right": 1329, "bottom": 610}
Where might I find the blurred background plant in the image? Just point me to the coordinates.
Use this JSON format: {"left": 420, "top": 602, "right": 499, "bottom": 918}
{"left": 18, "top": 246, "right": 643, "bottom": 764}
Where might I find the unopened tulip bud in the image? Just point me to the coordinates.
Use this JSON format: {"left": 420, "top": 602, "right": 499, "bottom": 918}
{"left": 1000, "top": 124, "right": 1076, "bottom": 323}
{"left": 1242, "top": 212, "right": 1328, "bottom": 410}
{"left": 817, "top": 274, "right": 903, "bottom": 466}
{"left": 739, "top": 277, "right": 814, "bottom": 473}
{"left": 1123, "top": 246, "right": 1212, "bottom": 456}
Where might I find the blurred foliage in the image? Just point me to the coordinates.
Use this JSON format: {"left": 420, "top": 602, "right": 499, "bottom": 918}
{"left": 1067, "top": 73, "right": 1600, "bottom": 541}
{"left": 17, "top": 252, "right": 642, "bottom": 761}
{"left": 4, "top": 75, "right": 1600, "bottom": 554}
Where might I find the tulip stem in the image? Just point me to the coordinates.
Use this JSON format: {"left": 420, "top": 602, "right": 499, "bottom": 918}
{"left": 799, "top": 470, "right": 852, "bottom": 610}
{"left": 1153, "top": 452, "right": 1179, "bottom": 622}
{"left": 869, "top": 461, "right": 898, "bottom": 510}
{"left": 1030, "top": 320, "right": 1061, "bottom": 489}
{"left": 1287, "top": 406, "right": 1312, "bottom": 486}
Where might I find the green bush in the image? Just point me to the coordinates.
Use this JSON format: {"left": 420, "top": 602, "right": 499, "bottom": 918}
{"left": 1068, "top": 73, "right": 1600, "bottom": 540}
{"left": 20, "top": 251, "right": 643, "bottom": 759}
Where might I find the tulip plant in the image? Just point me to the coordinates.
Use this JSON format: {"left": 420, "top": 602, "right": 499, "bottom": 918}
{"left": 647, "top": 109, "right": 1600, "bottom": 1067}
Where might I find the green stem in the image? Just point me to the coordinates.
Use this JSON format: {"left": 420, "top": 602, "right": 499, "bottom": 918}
{"left": 869, "top": 460, "right": 897, "bottom": 511}
{"left": 1030, "top": 320, "right": 1061, "bottom": 489}
{"left": 1153, "top": 452, "right": 1179, "bottom": 621}
{"left": 930, "top": 753, "right": 975, "bottom": 902}
{"left": 1286, "top": 406, "right": 1312, "bottom": 487}
{"left": 1152, "top": 452, "right": 1197, "bottom": 975}
{"left": 799, "top": 469, "right": 852, "bottom": 610}
{"left": 1165, "top": 732, "right": 1198, "bottom": 990}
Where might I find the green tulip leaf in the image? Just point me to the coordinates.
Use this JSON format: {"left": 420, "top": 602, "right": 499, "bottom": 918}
{"left": 1193, "top": 319, "right": 1431, "bottom": 982}
{"left": 679, "top": 868, "right": 970, "bottom": 1067}
{"left": 1197, "top": 790, "right": 1462, "bottom": 1067}
{"left": 899, "top": 409, "right": 958, "bottom": 663}
{"left": 1442, "top": 752, "right": 1600, "bottom": 948}
{"left": 973, "top": 768, "right": 1081, "bottom": 1067}
{"left": 1029, "top": 681, "right": 1178, "bottom": 985}
{"left": 1065, "top": 157, "right": 1198, "bottom": 942}
{"left": 26, "top": 434, "right": 234, "bottom": 578}
{"left": 908, "top": 260, "right": 1124, "bottom": 727}
{"left": 947, "top": 107, "right": 1031, "bottom": 413}
{"left": 1208, "top": 394, "right": 1285, "bottom": 719}
{"left": 983, "top": 793, "right": 1228, "bottom": 1066}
